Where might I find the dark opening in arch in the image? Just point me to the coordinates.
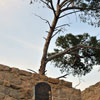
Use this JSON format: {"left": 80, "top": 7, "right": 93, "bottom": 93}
{"left": 35, "top": 82, "right": 52, "bottom": 100}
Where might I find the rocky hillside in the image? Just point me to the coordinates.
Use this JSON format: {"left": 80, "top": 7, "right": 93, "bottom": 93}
{"left": 82, "top": 82, "right": 100, "bottom": 100}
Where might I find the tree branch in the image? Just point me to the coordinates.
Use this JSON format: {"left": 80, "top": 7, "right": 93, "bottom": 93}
{"left": 47, "top": 46, "right": 78, "bottom": 62}
{"left": 74, "top": 77, "right": 85, "bottom": 88}
{"left": 34, "top": 14, "right": 51, "bottom": 28}
{"left": 27, "top": 69, "right": 37, "bottom": 73}
{"left": 66, "top": 0, "right": 75, "bottom": 8}
{"left": 55, "top": 23, "right": 70, "bottom": 29}
{"left": 57, "top": 73, "right": 68, "bottom": 79}
{"left": 51, "top": 29, "right": 62, "bottom": 38}
{"left": 50, "top": 0, "right": 56, "bottom": 16}
{"left": 30, "top": 0, "right": 33, "bottom": 4}
{"left": 60, "top": 0, "right": 69, "bottom": 8}
{"left": 52, "top": 23, "right": 70, "bottom": 38}
{"left": 61, "top": 0, "right": 71, "bottom": 9}
{"left": 61, "top": 6, "right": 100, "bottom": 12}
{"left": 40, "top": 0, "right": 52, "bottom": 10}
{"left": 47, "top": 45, "right": 100, "bottom": 62}
{"left": 74, "top": 77, "right": 81, "bottom": 88}
{"left": 51, "top": 23, "right": 69, "bottom": 38}
{"left": 59, "top": 10, "right": 80, "bottom": 18}
{"left": 43, "top": 37, "right": 47, "bottom": 40}
{"left": 57, "top": 0, "right": 60, "bottom": 5}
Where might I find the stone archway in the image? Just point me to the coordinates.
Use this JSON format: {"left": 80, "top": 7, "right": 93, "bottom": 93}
{"left": 35, "top": 82, "right": 52, "bottom": 100}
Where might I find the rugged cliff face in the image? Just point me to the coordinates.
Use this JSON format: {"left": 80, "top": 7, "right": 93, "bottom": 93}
{"left": 82, "top": 82, "right": 100, "bottom": 100}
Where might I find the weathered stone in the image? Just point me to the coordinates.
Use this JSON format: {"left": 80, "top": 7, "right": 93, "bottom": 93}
{"left": 48, "top": 78, "right": 59, "bottom": 84}
{"left": 0, "top": 64, "right": 10, "bottom": 71}
{"left": 18, "top": 91, "right": 26, "bottom": 99}
{"left": 9, "top": 89, "right": 21, "bottom": 99}
{"left": 82, "top": 82, "right": 100, "bottom": 100}
{"left": 2, "top": 72, "right": 18, "bottom": 82}
{"left": 0, "top": 93, "right": 5, "bottom": 99}
{"left": 32, "top": 74, "right": 40, "bottom": 80}
{"left": 0, "top": 64, "right": 81, "bottom": 100}
{"left": 39, "top": 75, "right": 48, "bottom": 81}
{"left": 59, "top": 80, "right": 72, "bottom": 88}
{"left": 10, "top": 78, "right": 22, "bottom": 85}
{"left": 4, "top": 87, "right": 10, "bottom": 95}
{"left": 22, "top": 81, "right": 32, "bottom": 88}
{"left": 11, "top": 67, "right": 19, "bottom": 73}
{"left": 19, "top": 75, "right": 31, "bottom": 81}
{"left": 25, "top": 88, "right": 33, "bottom": 99}
{"left": 3, "top": 80, "right": 11, "bottom": 87}
{"left": 10, "top": 83, "right": 22, "bottom": 89}
{"left": 0, "top": 79, "right": 3, "bottom": 85}
{"left": 19, "top": 70, "right": 32, "bottom": 76}
{"left": 0, "top": 73, "right": 5, "bottom": 80}
{"left": 4, "top": 96, "right": 17, "bottom": 100}
{"left": 0, "top": 85, "right": 5, "bottom": 93}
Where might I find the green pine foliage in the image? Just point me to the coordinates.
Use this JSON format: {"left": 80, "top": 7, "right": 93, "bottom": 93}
{"left": 31, "top": 0, "right": 100, "bottom": 75}
{"left": 48, "top": 33, "right": 100, "bottom": 76}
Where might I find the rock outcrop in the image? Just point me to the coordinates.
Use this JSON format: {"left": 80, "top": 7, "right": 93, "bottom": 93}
{"left": 82, "top": 82, "right": 100, "bottom": 100}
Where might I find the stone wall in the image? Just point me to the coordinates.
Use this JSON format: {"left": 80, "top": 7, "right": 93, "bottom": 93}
{"left": 82, "top": 82, "right": 100, "bottom": 100}
{"left": 0, "top": 64, "right": 81, "bottom": 100}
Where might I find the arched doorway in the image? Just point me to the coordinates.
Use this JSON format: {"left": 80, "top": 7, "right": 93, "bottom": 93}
{"left": 35, "top": 82, "right": 52, "bottom": 100}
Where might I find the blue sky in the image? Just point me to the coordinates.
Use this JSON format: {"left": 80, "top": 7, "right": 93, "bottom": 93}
{"left": 0, "top": 0, "right": 100, "bottom": 90}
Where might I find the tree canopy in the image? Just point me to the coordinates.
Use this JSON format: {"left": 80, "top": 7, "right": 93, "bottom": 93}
{"left": 31, "top": 0, "right": 100, "bottom": 26}
{"left": 30, "top": 0, "right": 100, "bottom": 75}
{"left": 48, "top": 33, "right": 100, "bottom": 76}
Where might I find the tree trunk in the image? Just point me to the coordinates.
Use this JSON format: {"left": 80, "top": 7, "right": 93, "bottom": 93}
{"left": 39, "top": 12, "right": 60, "bottom": 75}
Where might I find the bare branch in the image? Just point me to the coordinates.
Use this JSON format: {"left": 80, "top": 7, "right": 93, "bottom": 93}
{"left": 74, "top": 77, "right": 81, "bottom": 88}
{"left": 55, "top": 24, "right": 70, "bottom": 29}
{"left": 57, "top": 0, "right": 60, "bottom": 5}
{"left": 47, "top": 45, "right": 100, "bottom": 62}
{"left": 45, "top": 31, "right": 49, "bottom": 33}
{"left": 67, "top": 1, "right": 75, "bottom": 8}
{"left": 40, "top": 0, "right": 56, "bottom": 16}
{"left": 45, "top": 28, "right": 61, "bottom": 38}
{"left": 43, "top": 37, "right": 47, "bottom": 40}
{"left": 40, "top": 0, "right": 52, "bottom": 9}
{"left": 27, "top": 69, "right": 37, "bottom": 73}
{"left": 34, "top": 14, "right": 51, "bottom": 28}
{"left": 49, "top": 0, "right": 56, "bottom": 16}
{"left": 61, "top": 6, "right": 100, "bottom": 12}
{"left": 74, "top": 77, "right": 85, "bottom": 88}
{"left": 98, "top": 68, "right": 100, "bottom": 72}
{"left": 60, "top": 0, "right": 69, "bottom": 8}
{"left": 60, "top": 11, "right": 80, "bottom": 18}
{"left": 51, "top": 23, "right": 70, "bottom": 38}
{"left": 30, "top": 0, "right": 33, "bottom": 4}
{"left": 46, "top": 23, "right": 68, "bottom": 38}
{"left": 61, "top": 0, "right": 71, "bottom": 8}
{"left": 57, "top": 73, "right": 68, "bottom": 79}
{"left": 52, "top": 29, "right": 62, "bottom": 38}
